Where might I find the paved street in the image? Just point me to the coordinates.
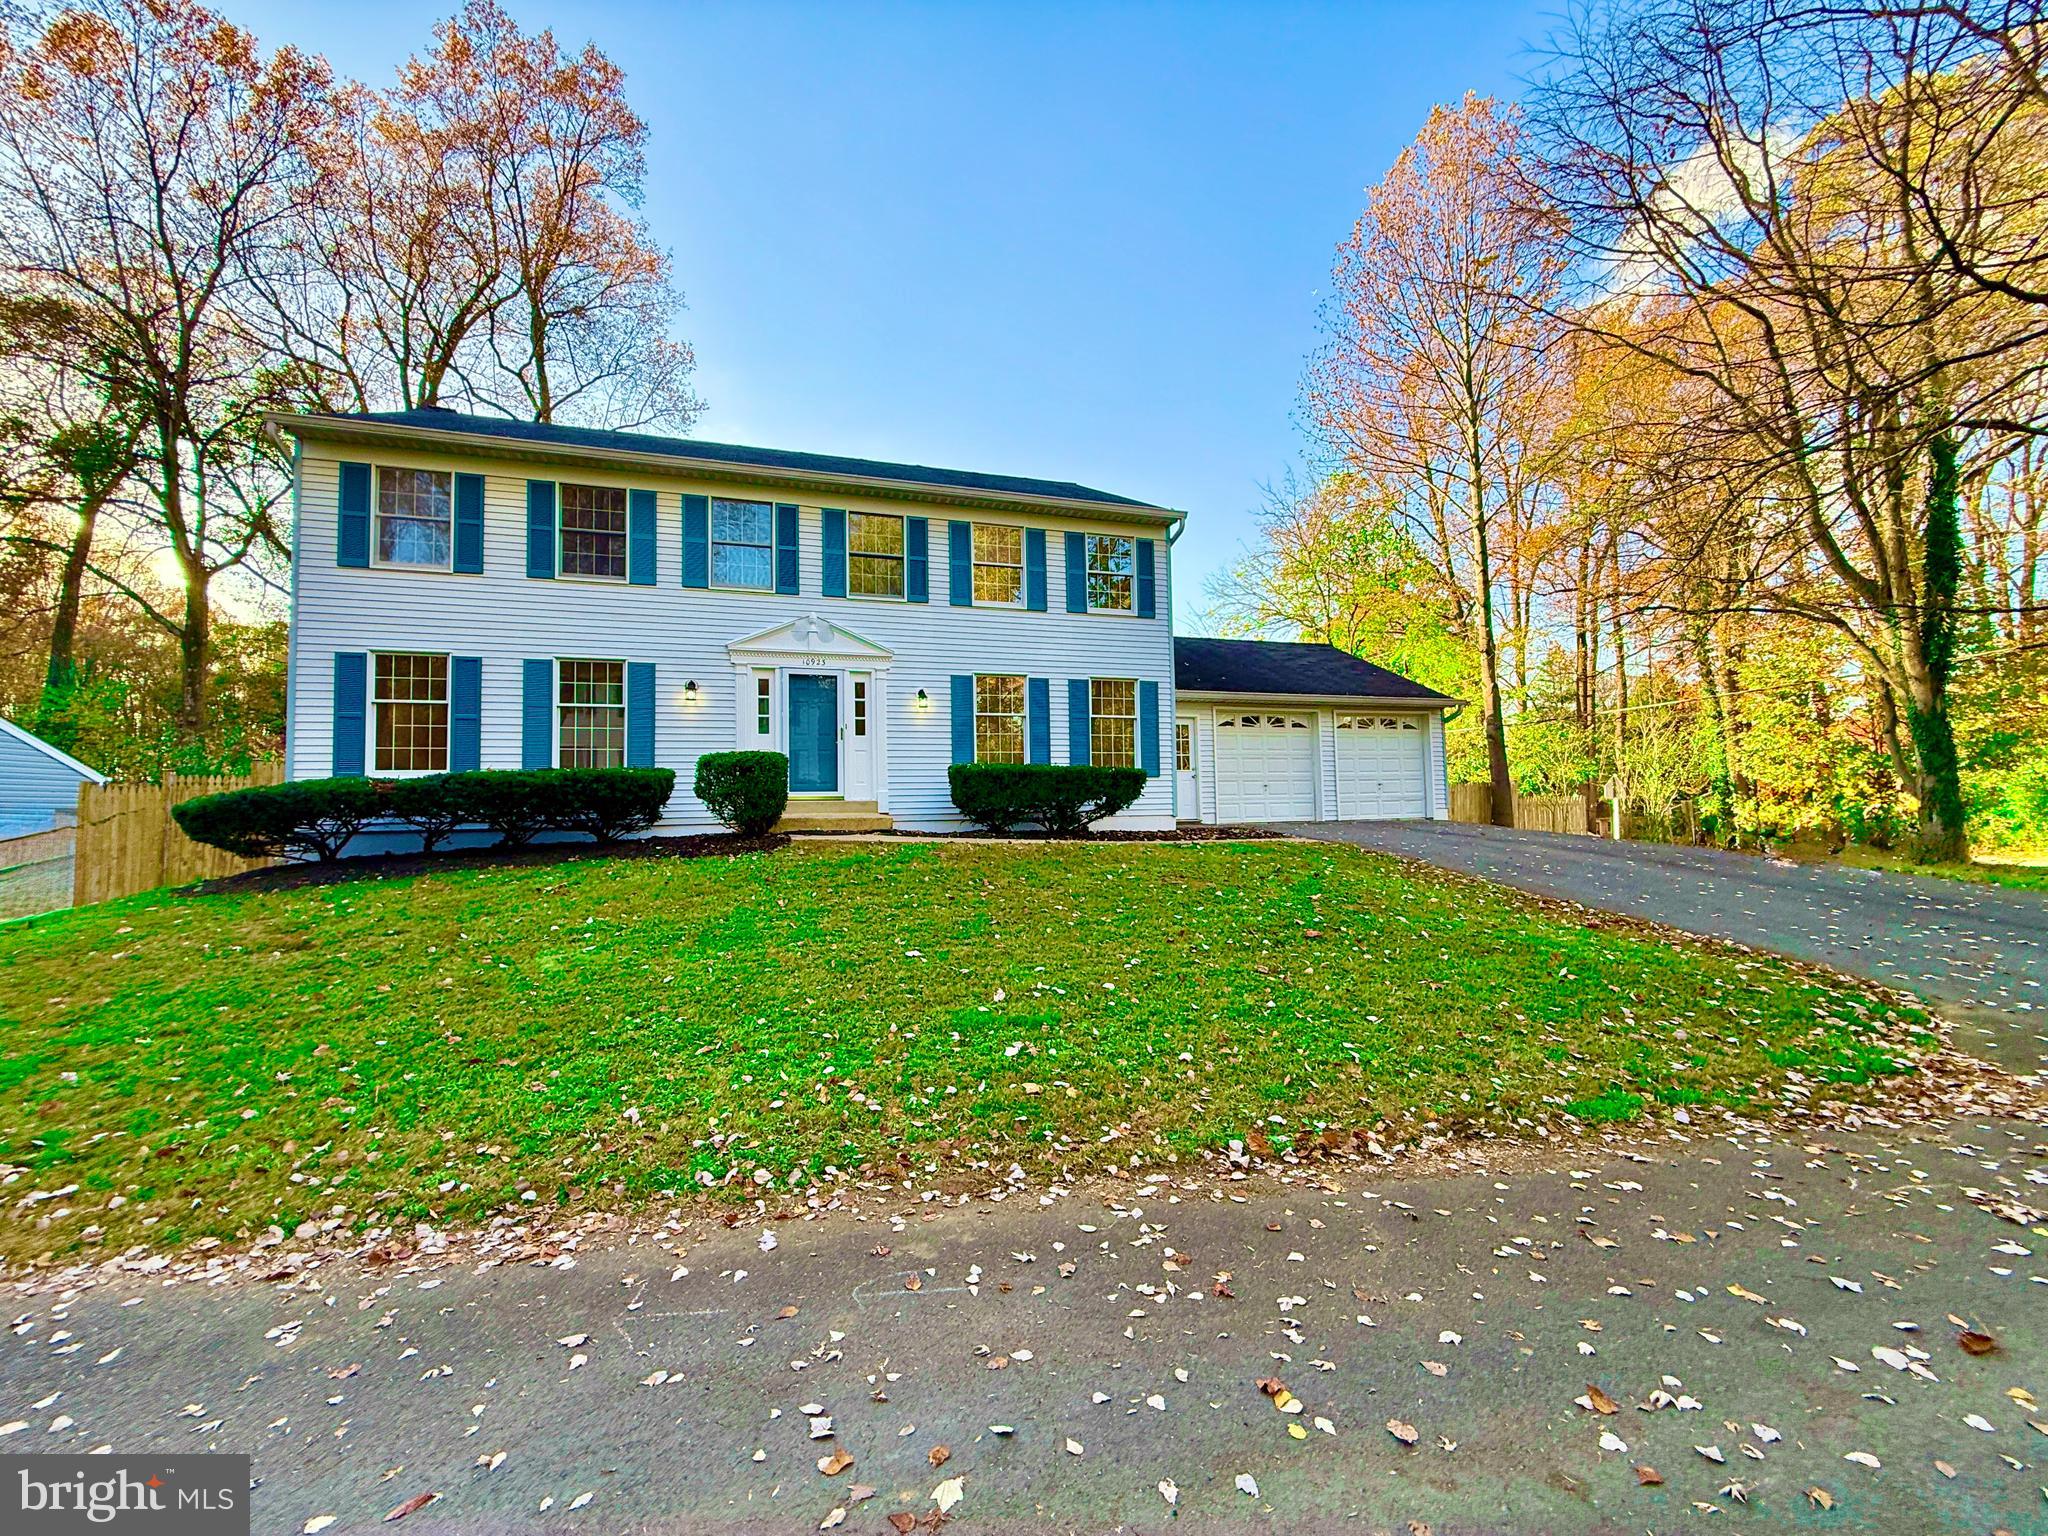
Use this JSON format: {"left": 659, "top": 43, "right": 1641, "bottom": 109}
{"left": 4, "top": 1121, "right": 2043, "bottom": 1534}
{"left": 1289, "top": 822, "right": 2048, "bottom": 1074}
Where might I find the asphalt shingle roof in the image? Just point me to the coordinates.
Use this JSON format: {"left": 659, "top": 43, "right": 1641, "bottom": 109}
{"left": 1174, "top": 637, "right": 1455, "bottom": 703}
{"left": 290, "top": 408, "right": 1166, "bottom": 511}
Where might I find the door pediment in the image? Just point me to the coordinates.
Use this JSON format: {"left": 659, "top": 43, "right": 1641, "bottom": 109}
{"left": 726, "top": 612, "right": 894, "bottom": 667}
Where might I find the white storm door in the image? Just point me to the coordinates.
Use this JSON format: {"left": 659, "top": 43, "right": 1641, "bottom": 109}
{"left": 845, "top": 672, "right": 875, "bottom": 800}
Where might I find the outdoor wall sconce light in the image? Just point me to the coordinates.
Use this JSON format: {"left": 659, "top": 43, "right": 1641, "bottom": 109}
{"left": 914, "top": 688, "right": 930, "bottom": 709}
{"left": 684, "top": 679, "right": 699, "bottom": 701}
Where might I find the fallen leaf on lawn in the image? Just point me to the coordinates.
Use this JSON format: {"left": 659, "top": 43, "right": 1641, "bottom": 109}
{"left": 1064, "top": 1438, "right": 1082, "bottom": 1456}
{"left": 1935, "top": 1460, "right": 1956, "bottom": 1478}
{"left": 1386, "top": 1419, "right": 1419, "bottom": 1445}
{"left": 818, "top": 1510, "right": 844, "bottom": 1531}
{"left": 1964, "top": 1414, "right": 1996, "bottom": 1433}
{"left": 1235, "top": 1473, "right": 1259, "bottom": 1497}
{"left": 1843, "top": 1451, "right": 1880, "bottom": 1468}
{"left": 1635, "top": 1465, "right": 1663, "bottom": 1486}
{"left": 927, "top": 1445, "right": 950, "bottom": 1468}
{"left": 1695, "top": 1445, "right": 1725, "bottom": 1463}
{"left": 1599, "top": 1431, "right": 1628, "bottom": 1453}
{"left": 888, "top": 1515, "right": 916, "bottom": 1534}
{"left": 1958, "top": 1330, "right": 1998, "bottom": 1356}
{"left": 1752, "top": 1423, "right": 1782, "bottom": 1444}
{"left": 555, "top": 1334, "right": 588, "bottom": 1348}
{"left": 303, "top": 1520, "right": 336, "bottom": 1534}
{"left": 1578, "top": 1384, "right": 1620, "bottom": 1416}
{"left": 904, "top": 1276, "right": 921, "bottom": 1292}
{"left": 777, "top": 1306, "right": 799, "bottom": 1320}
{"left": 931, "top": 1475, "right": 964, "bottom": 1514}
{"left": 818, "top": 1449, "right": 853, "bottom": 1477}
{"left": 1727, "top": 1283, "right": 1768, "bottom": 1304}
{"left": 1157, "top": 1479, "right": 1178, "bottom": 1505}
{"left": 383, "top": 1492, "right": 439, "bottom": 1523}
{"left": 1422, "top": 1360, "right": 1448, "bottom": 1377}
{"left": 567, "top": 1493, "right": 593, "bottom": 1512}
{"left": 1807, "top": 1486, "right": 1835, "bottom": 1509}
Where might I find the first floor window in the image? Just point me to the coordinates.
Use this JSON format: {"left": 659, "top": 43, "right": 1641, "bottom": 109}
{"left": 560, "top": 482, "right": 628, "bottom": 578}
{"left": 974, "top": 674, "right": 1025, "bottom": 763}
{"left": 1091, "top": 677, "right": 1136, "bottom": 767}
{"left": 376, "top": 467, "right": 452, "bottom": 568}
{"left": 712, "top": 498, "right": 774, "bottom": 589}
{"left": 1175, "top": 720, "right": 1192, "bottom": 772}
{"left": 558, "top": 659, "right": 626, "bottom": 768}
{"left": 848, "top": 511, "right": 905, "bottom": 597}
{"left": 972, "top": 523, "right": 1023, "bottom": 604}
{"left": 852, "top": 677, "right": 868, "bottom": 737}
{"left": 373, "top": 652, "right": 448, "bottom": 772}
{"left": 755, "top": 675, "right": 772, "bottom": 736}
{"left": 1086, "top": 533, "right": 1134, "bottom": 611}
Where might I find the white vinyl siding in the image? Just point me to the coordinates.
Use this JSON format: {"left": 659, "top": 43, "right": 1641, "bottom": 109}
{"left": 289, "top": 446, "right": 1179, "bottom": 832}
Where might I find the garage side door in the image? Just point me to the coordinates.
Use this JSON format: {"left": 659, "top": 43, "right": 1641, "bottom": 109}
{"left": 1335, "top": 713, "right": 1428, "bottom": 818}
{"left": 1212, "top": 712, "right": 1317, "bottom": 821}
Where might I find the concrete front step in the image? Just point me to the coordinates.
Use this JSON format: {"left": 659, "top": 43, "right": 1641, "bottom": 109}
{"left": 775, "top": 800, "right": 894, "bottom": 834}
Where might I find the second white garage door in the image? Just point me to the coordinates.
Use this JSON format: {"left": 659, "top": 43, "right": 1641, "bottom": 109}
{"left": 1335, "top": 713, "right": 1428, "bottom": 818}
{"left": 1213, "top": 712, "right": 1318, "bottom": 821}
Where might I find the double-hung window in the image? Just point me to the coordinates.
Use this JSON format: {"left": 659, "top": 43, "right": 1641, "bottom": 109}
{"left": 558, "top": 659, "right": 626, "bottom": 768}
{"left": 711, "top": 498, "right": 774, "bottom": 590}
{"left": 1090, "top": 677, "right": 1137, "bottom": 768}
{"left": 373, "top": 653, "right": 448, "bottom": 773}
{"left": 376, "top": 467, "right": 452, "bottom": 568}
{"left": 974, "top": 674, "right": 1026, "bottom": 764}
{"left": 1085, "top": 534, "right": 1135, "bottom": 612}
{"left": 848, "top": 512, "right": 905, "bottom": 598}
{"left": 560, "top": 483, "right": 628, "bottom": 579}
{"left": 972, "top": 524, "right": 1023, "bottom": 604}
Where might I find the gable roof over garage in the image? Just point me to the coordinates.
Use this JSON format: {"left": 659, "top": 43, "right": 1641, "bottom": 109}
{"left": 1174, "top": 638, "right": 1456, "bottom": 704}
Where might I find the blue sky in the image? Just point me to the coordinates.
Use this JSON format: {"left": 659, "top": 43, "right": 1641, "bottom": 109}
{"left": 241, "top": 0, "right": 1550, "bottom": 627}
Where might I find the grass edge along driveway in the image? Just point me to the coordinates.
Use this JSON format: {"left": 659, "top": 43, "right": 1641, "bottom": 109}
{"left": 0, "top": 838, "right": 1927, "bottom": 1265}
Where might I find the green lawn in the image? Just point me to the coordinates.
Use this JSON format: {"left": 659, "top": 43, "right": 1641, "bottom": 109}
{"left": 0, "top": 840, "right": 1924, "bottom": 1265}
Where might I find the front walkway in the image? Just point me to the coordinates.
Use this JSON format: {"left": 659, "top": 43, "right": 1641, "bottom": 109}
{"left": 1288, "top": 820, "right": 2048, "bottom": 1074}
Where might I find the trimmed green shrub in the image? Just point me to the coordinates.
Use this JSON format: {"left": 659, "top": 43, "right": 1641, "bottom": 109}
{"left": 948, "top": 763, "right": 1147, "bottom": 835}
{"left": 694, "top": 751, "right": 789, "bottom": 836}
{"left": 172, "top": 777, "right": 388, "bottom": 862}
{"left": 172, "top": 767, "right": 678, "bottom": 862}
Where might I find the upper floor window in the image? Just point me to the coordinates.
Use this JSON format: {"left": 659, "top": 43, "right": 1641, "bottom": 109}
{"left": 712, "top": 498, "right": 774, "bottom": 590}
{"left": 376, "top": 467, "right": 452, "bottom": 569}
{"left": 560, "top": 483, "right": 627, "bottom": 579}
{"left": 373, "top": 652, "right": 448, "bottom": 773}
{"left": 558, "top": 659, "right": 626, "bottom": 768}
{"left": 974, "top": 674, "right": 1025, "bottom": 763}
{"left": 848, "top": 512, "right": 904, "bottom": 598}
{"left": 972, "top": 524, "right": 1024, "bottom": 604}
{"left": 1090, "top": 677, "right": 1136, "bottom": 768}
{"left": 1086, "top": 534, "right": 1134, "bottom": 612}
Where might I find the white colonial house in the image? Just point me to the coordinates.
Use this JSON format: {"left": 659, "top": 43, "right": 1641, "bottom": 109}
{"left": 278, "top": 408, "right": 1455, "bottom": 834}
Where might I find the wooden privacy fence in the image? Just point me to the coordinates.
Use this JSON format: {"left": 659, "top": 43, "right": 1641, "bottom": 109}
{"left": 1447, "top": 782, "right": 1590, "bottom": 835}
{"left": 73, "top": 763, "right": 283, "bottom": 906}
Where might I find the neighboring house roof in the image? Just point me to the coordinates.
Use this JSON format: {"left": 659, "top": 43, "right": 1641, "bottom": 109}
{"left": 0, "top": 715, "right": 108, "bottom": 784}
{"left": 277, "top": 408, "right": 1177, "bottom": 521}
{"left": 1174, "top": 638, "right": 1458, "bottom": 704}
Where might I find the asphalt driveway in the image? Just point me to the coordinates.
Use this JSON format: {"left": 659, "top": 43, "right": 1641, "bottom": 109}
{"left": 1288, "top": 821, "right": 2047, "bottom": 1074}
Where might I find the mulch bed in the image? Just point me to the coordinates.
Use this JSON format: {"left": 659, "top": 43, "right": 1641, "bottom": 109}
{"left": 194, "top": 832, "right": 789, "bottom": 896}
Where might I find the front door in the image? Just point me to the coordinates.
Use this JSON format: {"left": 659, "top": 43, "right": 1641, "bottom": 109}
{"left": 787, "top": 674, "right": 840, "bottom": 793}
{"left": 1175, "top": 717, "right": 1198, "bottom": 820}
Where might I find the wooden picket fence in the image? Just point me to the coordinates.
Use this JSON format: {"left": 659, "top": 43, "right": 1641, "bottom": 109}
{"left": 1447, "top": 782, "right": 1590, "bottom": 835}
{"left": 72, "top": 763, "right": 284, "bottom": 906}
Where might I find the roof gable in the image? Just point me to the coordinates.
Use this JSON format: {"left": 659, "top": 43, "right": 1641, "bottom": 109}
{"left": 1174, "top": 638, "right": 1455, "bottom": 704}
{"left": 0, "top": 715, "right": 108, "bottom": 783}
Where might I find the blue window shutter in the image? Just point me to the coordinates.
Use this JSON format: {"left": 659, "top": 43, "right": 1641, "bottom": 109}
{"left": 626, "top": 661, "right": 656, "bottom": 766}
{"left": 450, "top": 656, "right": 482, "bottom": 772}
{"left": 1064, "top": 531, "right": 1087, "bottom": 613}
{"left": 775, "top": 503, "right": 799, "bottom": 594}
{"left": 821, "top": 508, "right": 847, "bottom": 597}
{"left": 950, "top": 675, "right": 975, "bottom": 764}
{"left": 453, "top": 472, "right": 484, "bottom": 573}
{"left": 332, "top": 652, "right": 367, "bottom": 775}
{"left": 525, "top": 481, "right": 556, "bottom": 579}
{"left": 906, "top": 517, "right": 929, "bottom": 603}
{"left": 1136, "top": 538, "right": 1156, "bottom": 619}
{"left": 1067, "top": 678, "right": 1091, "bottom": 765}
{"left": 628, "top": 489, "right": 656, "bottom": 585}
{"left": 681, "top": 493, "right": 709, "bottom": 587}
{"left": 521, "top": 658, "right": 553, "bottom": 768}
{"left": 948, "top": 521, "right": 973, "bottom": 606}
{"left": 1140, "top": 680, "right": 1161, "bottom": 776}
{"left": 337, "top": 462, "right": 371, "bottom": 567}
{"left": 1027, "top": 677, "right": 1051, "bottom": 764}
{"left": 1025, "top": 528, "right": 1047, "bottom": 611}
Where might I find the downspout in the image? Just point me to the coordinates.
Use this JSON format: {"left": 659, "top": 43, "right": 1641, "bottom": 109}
{"left": 1167, "top": 515, "right": 1186, "bottom": 821}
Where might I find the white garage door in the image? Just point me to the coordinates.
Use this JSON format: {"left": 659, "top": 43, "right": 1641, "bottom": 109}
{"left": 1335, "top": 714, "right": 1429, "bottom": 819}
{"left": 1213, "top": 712, "right": 1318, "bottom": 821}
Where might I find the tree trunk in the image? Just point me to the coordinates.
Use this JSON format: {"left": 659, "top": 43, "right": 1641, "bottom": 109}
{"left": 1905, "top": 432, "right": 1968, "bottom": 861}
{"left": 1697, "top": 624, "right": 1738, "bottom": 846}
{"left": 175, "top": 556, "right": 210, "bottom": 739}
{"left": 1470, "top": 509, "right": 1514, "bottom": 827}
{"left": 42, "top": 489, "right": 104, "bottom": 695}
